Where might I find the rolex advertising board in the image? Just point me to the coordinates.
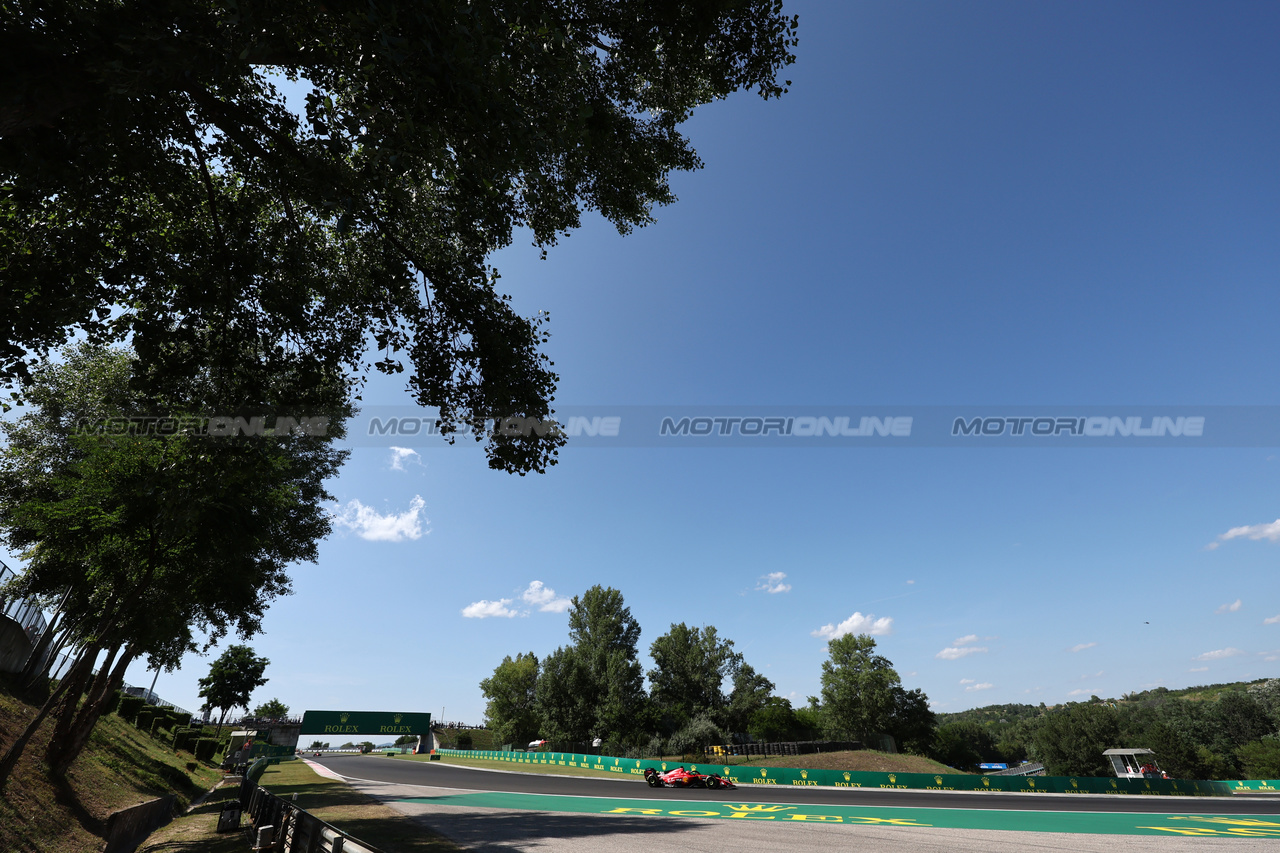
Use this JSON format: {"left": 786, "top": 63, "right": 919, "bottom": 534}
{"left": 300, "top": 711, "right": 432, "bottom": 736}
{"left": 433, "top": 749, "right": 1234, "bottom": 796}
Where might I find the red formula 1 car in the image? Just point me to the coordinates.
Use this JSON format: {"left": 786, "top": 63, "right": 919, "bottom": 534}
{"left": 644, "top": 766, "right": 736, "bottom": 790}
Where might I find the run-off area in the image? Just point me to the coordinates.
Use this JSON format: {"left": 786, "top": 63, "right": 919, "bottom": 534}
{"left": 394, "top": 790, "right": 1280, "bottom": 838}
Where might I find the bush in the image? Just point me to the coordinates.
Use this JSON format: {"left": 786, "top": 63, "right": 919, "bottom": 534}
{"left": 1237, "top": 738, "right": 1280, "bottom": 779}
{"left": 456, "top": 732, "right": 473, "bottom": 750}
{"left": 194, "top": 738, "right": 218, "bottom": 762}
{"left": 136, "top": 706, "right": 158, "bottom": 732}
{"left": 173, "top": 728, "right": 200, "bottom": 753}
{"left": 667, "top": 715, "right": 726, "bottom": 758}
{"left": 118, "top": 695, "right": 145, "bottom": 722}
{"left": 150, "top": 716, "right": 168, "bottom": 737}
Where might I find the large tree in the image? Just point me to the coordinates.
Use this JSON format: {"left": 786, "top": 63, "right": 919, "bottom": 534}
{"left": 199, "top": 645, "right": 271, "bottom": 734}
{"left": 480, "top": 652, "right": 541, "bottom": 748}
{"left": 1, "top": 1, "right": 798, "bottom": 472}
{"left": 819, "top": 633, "right": 901, "bottom": 742}
{"left": 0, "top": 344, "right": 346, "bottom": 781}
{"left": 647, "top": 622, "right": 772, "bottom": 734}
{"left": 535, "top": 585, "right": 646, "bottom": 746}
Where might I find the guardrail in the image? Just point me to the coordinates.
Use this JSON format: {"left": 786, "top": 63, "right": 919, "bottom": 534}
{"left": 238, "top": 772, "right": 384, "bottom": 853}
{"left": 434, "top": 748, "right": 1236, "bottom": 796}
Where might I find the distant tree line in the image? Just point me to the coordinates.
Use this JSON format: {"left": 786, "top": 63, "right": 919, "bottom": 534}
{"left": 932, "top": 679, "right": 1280, "bottom": 779}
{"left": 479, "top": 585, "right": 936, "bottom": 759}
{"left": 481, "top": 587, "right": 1280, "bottom": 780}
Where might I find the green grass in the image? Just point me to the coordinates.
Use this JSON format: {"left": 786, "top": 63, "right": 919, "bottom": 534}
{"left": 401, "top": 748, "right": 968, "bottom": 777}
{"left": 255, "top": 758, "right": 459, "bottom": 852}
{"left": 0, "top": 674, "right": 223, "bottom": 853}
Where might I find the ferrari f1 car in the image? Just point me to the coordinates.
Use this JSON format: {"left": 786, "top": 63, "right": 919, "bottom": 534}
{"left": 644, "top": 766, "right": 736, "bottom": 790}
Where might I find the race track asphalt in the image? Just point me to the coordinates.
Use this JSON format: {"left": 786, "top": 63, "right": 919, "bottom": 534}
{"left": 310, "top": 754, "right": 1280, "bottom": 815}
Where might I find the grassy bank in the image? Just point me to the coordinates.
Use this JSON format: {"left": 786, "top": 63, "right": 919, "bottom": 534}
{"left": 0, "top": 675, "right": 222, "bottom": 853}
{"left": 141, "top": 759, "right": 462, "bottom": 853}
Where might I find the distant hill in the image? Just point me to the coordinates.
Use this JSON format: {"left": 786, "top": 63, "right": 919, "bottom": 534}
{"left": 939, "top": 678, "right": 1272, "bottom": 726}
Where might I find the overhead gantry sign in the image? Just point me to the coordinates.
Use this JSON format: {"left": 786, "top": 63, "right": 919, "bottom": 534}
{"left": 300, "top": 711, "right": 432, "bottom": 737}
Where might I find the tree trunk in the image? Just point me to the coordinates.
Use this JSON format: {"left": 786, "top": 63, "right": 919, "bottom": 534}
{"left": 0, "top": 644, "right": 95, "bottom": 787}
{"left": 49, "top": 643, "right": 117, "bottom": 748}
{"left": 47, "top": 646, "right": 136, "bottom": 775}
{"left": 18, "top": 588, "right": 71, "bottom": 686}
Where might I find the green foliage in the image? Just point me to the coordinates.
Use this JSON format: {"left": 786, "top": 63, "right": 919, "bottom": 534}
{"left": 749, "top": 697, "right": 800, "bottom": 742}
{"left": 1237, "top": 738, "right": 1280, "bottom": 779}
{"left": 648, "top": 623, "right": 750, "bottom": 732}
{"left": 135, "top": 707, "right": 158, "bottom": 732}
{"left": 819, "top": 634, "right": 902, "bottom": 740}
{"left": 931, "top": 721, "right": 996, "bottom": 771}
{"left": 252, "top": 698, "right": 289, "bottom": 719}
{"left": 455, "top": 733, "right": 473, "bottom": 751}
{"left": 887, "top": 687, "right": 937, "bottom": 756}
{"left": 666, "top": 714, "right": 727, "bottom": 758}
{"left": 535, "top": 645, "right": 595, "bottom": 743}
{"left": 1247, "top": 679, "right": 1280, "bottom": 725}
{"left": 117, "top": 695, "right": 145, "bottom": 723}
{"left": 0, "top": 0, "right": 797, "bottom": 474}
{"left": 561, "top": 586, "right": 647, "bottom": 745}
{"left": 198, "top": 645, "right": 270, "bottom": 729}
{"left": 172, "top": 729, "right": 200, "bottom": 753}
{"left": 480, "top": 652, "right": 541, "bottom": 748}
{"left": 1031, "top": 703, "right": 1120, "bottom": 776}
{"left": 193, "top": 738, "right": 217, "bottom": 763}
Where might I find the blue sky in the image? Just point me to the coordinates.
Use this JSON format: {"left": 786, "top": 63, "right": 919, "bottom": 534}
{"left": 14, "top": 1, "right": 1280, "bottom": 723}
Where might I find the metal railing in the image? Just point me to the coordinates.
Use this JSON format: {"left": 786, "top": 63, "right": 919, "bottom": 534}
{"left": 0, "top": 561, "right": 48, "bottom": 640}
{"left": 239, "top": 774, "right": 384, "bottom": 853}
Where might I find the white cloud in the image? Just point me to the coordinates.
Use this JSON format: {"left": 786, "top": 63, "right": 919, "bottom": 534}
{"left": 461, "top": 599, "right": 519, "bottom": 619}
{"left": 953, "top": 634, "right": 979, "bottom": 646}
{"left": 1192, "top": 648, "right": 1245, "bottom": 661}
{"left": 965, "top": 682, "right": 994, "bottom": 692}
{"left": 1067, "top": 688, "right": 1099, "bottom": 697}
{"left": 936, "top": 646, "right": 988, "bottom": 660}
{"left": 1189, "top": 666, "right": 1209, "bottom": 672}
{"left": 959, "top": 678, "right": 976, "bottom": 685}
{"left": 811, "top": 612, "right": 893, "bottom": 641}
{"left": 388, "top": 447, "right": 421, "bottom": 471}
{"left": 332, "top": 495, "right": 427, "bottom": 542}
{"left": 1215, "top": 599, "right": 1243, "bottom": 614}
{"left": 1211, "top": 519, "right": 1280, "bottom": 549}
{"left": 1265, "top": 614, "right": 1280, "bottom": 625}
{"left": 756, "top": 572, "right": 792, "bottom": 594}
{"left": 906, "top": 579, "right": 915, "bottom": 585}
{"left": 521, "top": 581, "right": 571, "bottom": 613}
{"left": 1070, "top": 642, "right": 1098, "bottom": 653}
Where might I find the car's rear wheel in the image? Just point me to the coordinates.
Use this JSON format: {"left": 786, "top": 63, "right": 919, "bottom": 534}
{"left": 646, "top": 775, "right": 660, "bottom": 788}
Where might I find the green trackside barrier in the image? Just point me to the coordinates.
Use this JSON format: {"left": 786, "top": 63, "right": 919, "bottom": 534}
{"left": 433, "top": 749, "right": 1234, "bottom": 796}
{"left": 1228, "top": 779, "right": 1280, "bottom": 792}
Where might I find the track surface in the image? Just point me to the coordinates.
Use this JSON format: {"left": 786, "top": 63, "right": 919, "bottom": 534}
{"left": 312, "top": 755, "right": 1280, "bottom": 815}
